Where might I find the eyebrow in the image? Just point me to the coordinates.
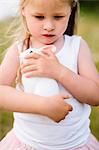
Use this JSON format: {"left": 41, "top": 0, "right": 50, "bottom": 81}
{"left": 31, "top": 12, "right": 68, "bottom": 16}
{"left": 31, "top": 12, "right": 45, "bottom": 16}
{"left": 53, "top": 12, "right": 69, "bottom": 15}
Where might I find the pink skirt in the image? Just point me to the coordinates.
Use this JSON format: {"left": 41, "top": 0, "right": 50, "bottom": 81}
{"left": 0, "top": 129, "right": 99, "bottom": 150}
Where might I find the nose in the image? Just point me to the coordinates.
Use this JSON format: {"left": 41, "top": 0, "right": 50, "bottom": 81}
{"left": 43, "top": 19, "right": 55, "bottom": 31}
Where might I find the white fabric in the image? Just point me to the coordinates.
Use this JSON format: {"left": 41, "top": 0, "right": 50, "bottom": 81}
{"left": 14, "top": 35, "right": 91, "bottom": 150}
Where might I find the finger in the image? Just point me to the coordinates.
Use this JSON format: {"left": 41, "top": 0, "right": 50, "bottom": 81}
{"left": 21, "top": 59, "right": 37, "bottom": 68}
{"left": 42, "top": 49, "right": 55, "bottom": 57}
{"left": 21, "top": 63, "right": 32, "bottom": 70}
{"left": 24, "top": 70, "right": 37, "bottom": 78}
{"left": 65, "top": 104, "right": 73, "bottom": 111}
{"left": 23, "top": 70, "right": 40, "bottom": 78}
{"left": 68, "top": 104, "right": 73, "bottom": 111}
{"left": 62, "top": 95, "right": 72, "bottom": 99}
{"left": 25, "top": 52, "right": 41, "bottom": 59}
{"left": 62, "top": 95, "right": 73, "bottom": 111}
{"left": 21, "top": 65, "right": 37, "bottom": 74}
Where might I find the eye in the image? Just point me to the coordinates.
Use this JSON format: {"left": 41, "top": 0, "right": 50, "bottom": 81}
{"left": 54, "top": 16, "right": 65, "bottom": 20}
{"left": 34, "top": 16, "right": 45, "bottom": 20}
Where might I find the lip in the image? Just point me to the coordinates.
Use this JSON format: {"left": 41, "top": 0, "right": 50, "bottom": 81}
{"left": 42, "top": 34, "right": 55, "bottom": 37}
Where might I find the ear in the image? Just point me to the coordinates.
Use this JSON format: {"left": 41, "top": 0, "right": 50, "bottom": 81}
{"left": 21, "top": 8, "right": 26, "bottom": 16}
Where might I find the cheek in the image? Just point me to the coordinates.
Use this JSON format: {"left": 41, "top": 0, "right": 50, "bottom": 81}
{"left": 25, "top": 17, "right": 32, "bottom": 28}
{"left": 59, "top": 18, "right": 69, "bottom": 33}
{"left": 26, "top": 18, "right": 39, "bottom": 32}
{"left": 62, "top": 15, "right": 71, "bottom": 30}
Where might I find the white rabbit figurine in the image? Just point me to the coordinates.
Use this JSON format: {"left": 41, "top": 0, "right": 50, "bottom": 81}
{"left": 19, "top": 45, "right": 60, "bottom": 97}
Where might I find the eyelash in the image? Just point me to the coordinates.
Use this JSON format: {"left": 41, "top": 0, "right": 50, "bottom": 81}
{"left": 34, "top": 16, "right": 65, "bottom": 20}
{"left": 54, "top": 16, "right": 65, "bottom": 20}
{"left": 35, "top": 16, "right": 44, "bottom": 20}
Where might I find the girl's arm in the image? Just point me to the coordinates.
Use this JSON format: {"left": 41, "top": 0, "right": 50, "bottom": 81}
{"left": 0, "top": 85, "right": 44, "bottom": 114}
{"left": 21, "top": 39, "right": 99, "bottom": 106}
{"left": 0, "top": 85, "right": 72, "bottom": 122}
{"left": 0, "top": 44, "right": 72, "bottom": 122}
{"left": 57, "top": 39, "right": 99, "bottom": 106}
{"left": 0, "top": 43, "right": 19, "bottom": 85}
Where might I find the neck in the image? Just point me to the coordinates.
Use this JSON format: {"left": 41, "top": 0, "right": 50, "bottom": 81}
{"left": 30, "top": 35, "right": 65, "bottom": 53}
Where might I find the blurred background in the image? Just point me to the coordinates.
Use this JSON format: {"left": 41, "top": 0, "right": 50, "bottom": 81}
{"left": 0, "top": 0, "right": 99, "bottom": 140}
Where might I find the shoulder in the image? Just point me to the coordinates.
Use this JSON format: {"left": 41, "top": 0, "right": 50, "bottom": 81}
{"left": 3, "top": 41, "right": 22, "bottom": 68}
{"left": 66, "top": 35, "right": 91, "bottom": 57}
{"left": 77, "top": 38, "right": 98, "bottom": 81}
{"left": 0, "top": 42, "right": 21, "bottom": 85}
{"left": 64, "top": 35, "right": 81, "bottom": 48}
{"left": 68, "top": 35, "right": 91, "bottom": 52}
{"left": 78, "top": 37, "right": 92, "bottom": 61}
{"left": 7, "top": 41, "right": 19, "bottom": 52}
{"left": 4, "top": 42, "right": 18, "bottom": 58}
{"left": 64, "top": 34, "right": 92, "bottom": 50}
{"left": 6, "top": 40, "right": 24, "bottom": 56}
{"left": 77, "top": 36, "right": 93, "bottom": 63}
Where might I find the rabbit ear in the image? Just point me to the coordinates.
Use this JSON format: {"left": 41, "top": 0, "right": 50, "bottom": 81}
{"left": 40, "top": 45, "right": 56, "bottom": 53}
{"left": 50, "top": 45, "right": 56, "bottom": 53}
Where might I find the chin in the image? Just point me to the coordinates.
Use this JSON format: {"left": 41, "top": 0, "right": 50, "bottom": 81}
{"left": 42, "top": 41, "right": 56, "bottom": 45}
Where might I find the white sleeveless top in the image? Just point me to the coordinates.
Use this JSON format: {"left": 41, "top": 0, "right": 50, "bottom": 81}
{"left": 13, "top": 35, "right": 91, "bottom": 150}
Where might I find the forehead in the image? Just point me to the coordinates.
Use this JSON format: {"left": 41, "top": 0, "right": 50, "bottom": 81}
{"left": 24, "top": 0, "right": 71, "bottom": 13}
{"left": 27, "top": 0, "right": 70, "bottom": 6}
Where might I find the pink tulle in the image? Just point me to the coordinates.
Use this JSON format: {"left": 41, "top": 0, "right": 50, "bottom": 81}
{"left": 0, "top": 129, "right": 99, "bottom": 150}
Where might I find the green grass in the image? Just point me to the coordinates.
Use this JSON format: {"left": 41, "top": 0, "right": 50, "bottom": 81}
{"left": 0, "top": 12, "right": 99, "bottom": 141}
{"left": 0, "top": 112, "right": 13, "bottom": 139}
{"left": 90, "top": 107, "right": 99, "bottom": 139}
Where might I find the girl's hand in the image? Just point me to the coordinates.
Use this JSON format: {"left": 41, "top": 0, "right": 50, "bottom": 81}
{"left": 41, "top": 94, "right": 72, "bottom": 123}
{"left": 21, "top": 48, "right": 63, "bottom": 80}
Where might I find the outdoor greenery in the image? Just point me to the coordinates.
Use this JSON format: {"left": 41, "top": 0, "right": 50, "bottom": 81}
{"left": 0, "top": 2, "right": 99, "bottom": 141}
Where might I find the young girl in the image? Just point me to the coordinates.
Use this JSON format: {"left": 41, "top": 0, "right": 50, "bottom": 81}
{"left": 0, "top": 0, "right": 99, "bottom": 149}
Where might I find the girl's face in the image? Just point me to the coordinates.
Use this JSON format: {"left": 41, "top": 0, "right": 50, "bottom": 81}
{"left": 22, "top": 0, "right": 71, "bottom": 46}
